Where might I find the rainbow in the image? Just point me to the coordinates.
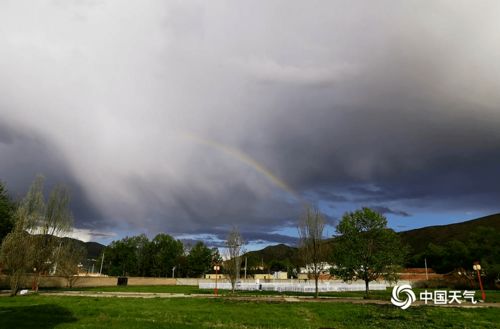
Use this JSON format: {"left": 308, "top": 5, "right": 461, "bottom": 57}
{"left": 183, "top": 132, "right": 301, "bottom": 202}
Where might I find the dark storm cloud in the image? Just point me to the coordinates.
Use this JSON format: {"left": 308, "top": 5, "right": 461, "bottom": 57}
{"left": 369, "top": 206, "right": 411, "bottom": 217}
{"left": 0, "top": 121, "right": 106, "bottom": 228}
{"left": 221, "top": 232, "right": 298, "bottom": 247}
{"left": 181, "top": 231, "right": 298, "bottom": 249}
{"left": 304, "top": 189, "right": 348, "bottom": 203}
{"left": 1, "top": 1, "right": 500, "bottom": 244}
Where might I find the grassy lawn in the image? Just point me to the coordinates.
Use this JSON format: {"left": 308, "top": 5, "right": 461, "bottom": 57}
{"left": 59, "top": 285, "right": 500, "bottom": 303}
{"left": 0, "top": 294, "right": 499, "bottom": 329}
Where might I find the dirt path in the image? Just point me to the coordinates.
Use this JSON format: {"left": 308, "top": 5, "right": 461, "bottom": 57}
{"left": 37, "top": 291, "right": 500, "bottom": 308}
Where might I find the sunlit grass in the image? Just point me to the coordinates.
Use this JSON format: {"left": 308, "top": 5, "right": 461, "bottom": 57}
{"left": 0, "top": 294, "right": 498, "bottom": 329}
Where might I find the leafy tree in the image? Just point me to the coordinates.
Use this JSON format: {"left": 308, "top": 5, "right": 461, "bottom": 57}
{"left": 411, "top": 225, "right": 499, "bottom": 288}
{"left": 102, "top": 233, "right": 185, "bottom": 278}
{"left": 137, "top": 236, "right": 156, "bottom": 277}
{"left": 269, "top": 260, "right": 289, "bottom": 273}
{"left": 211, "top": 247, "right": 223, "bottom": 266}
{"left": 424, "top": 243, "right": 447, "bottom": 272}
{"left": 186, "top": 241, "right": 213, "bottom": 278}
{"left": 104, "top": 235, "right": 145, "bottom": 276}
{"left": 444, "top": 240, "right": 470, "bottom": 270}
{"left": 0, "top": 181, "right": 15, "bottom": 244}
{"left": 468, "top": 226, "right": 500, "bottom": 287}
{"left": 332, "top": 208, "right": 407, "bottom": 298}
{"left": 150, "top": 233, "right": 184, "bottom": 277}
{"left": 298, "top": 207, "right": 328, "bottom": 298}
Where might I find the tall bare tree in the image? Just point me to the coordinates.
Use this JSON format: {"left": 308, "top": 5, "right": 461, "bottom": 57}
{"left": 224, "top": 227, "right": 244, "bottom": 293}
{"left": 55, "top": 240, "right": 86, "bottom": 288}
{"left": 0, "top": 176, "right": 73, "bottom": 294}
{"left": 298, "top": 206, "right": 327, "bottom": 298}
{"left": 30, "top": 178, "right": 73, "bottom": 290}
{"left": 0, "top": 177, "right": 44, "bottom": 295}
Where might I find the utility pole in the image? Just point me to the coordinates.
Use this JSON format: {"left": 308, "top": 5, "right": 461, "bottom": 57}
{"left": 99, "top": 252, "right": 105, "bottom": 275}
{"left": 244, "top": 257, "right": 247, "bottom": 279}
{"left": 424, "top": 258, "right": 429, "bottom": 280}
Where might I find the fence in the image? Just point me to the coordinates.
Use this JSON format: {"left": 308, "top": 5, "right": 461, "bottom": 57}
{"left": 198, "top": 280, "right": 387, "bottom": 292}
{"left": 0, "top": 275, "right": 176, "bottom": 289}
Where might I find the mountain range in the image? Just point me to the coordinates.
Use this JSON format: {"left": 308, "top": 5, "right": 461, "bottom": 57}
{"left": 76, "top": 213, "right": 499, "bottom": 269}
{"left": 242, "top": 213, "right": 500, "bottom": 269}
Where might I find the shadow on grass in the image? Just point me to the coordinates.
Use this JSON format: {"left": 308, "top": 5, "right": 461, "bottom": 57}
{"left": 0, "top": 304, "right": 77, "bottom": 329}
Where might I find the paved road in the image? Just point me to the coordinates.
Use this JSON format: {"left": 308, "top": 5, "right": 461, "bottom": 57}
{"left": 36, "top": 290, "right": 500, "bottom": 308}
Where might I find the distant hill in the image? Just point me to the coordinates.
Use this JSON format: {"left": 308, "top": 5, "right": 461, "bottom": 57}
{"left": 243, "top": 243, "right": 299, "bottom": 269}
{"left": 245, "top": 243, "right": 298, "bottom": 262}
{"left": 84, "top": 241, "right": 106, "bottom": 260}
{"left": 60, "top": 237, "right": 106, "bottom": 260}
{"left": 241, "top": 213, "right": 500, "bottom": 268}
{"left": 399, "top": 213, "right": 500, "bottom": 255}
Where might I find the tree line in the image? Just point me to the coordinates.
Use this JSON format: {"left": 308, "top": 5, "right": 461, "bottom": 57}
{"left": 407, "top": 226, "right": 500, "bottom": 288}
{"left": 100, "top": 233, "right": 222, "bottom": 278}
{"left": 0, "top": 177, "right": 419, "bottom": 298}
{"left": 1, "top": 177, "right": 498, "bottom": 298}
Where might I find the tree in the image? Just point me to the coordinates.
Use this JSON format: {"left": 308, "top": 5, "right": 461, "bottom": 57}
{"left": 186, "top": 241, "right": 213, "bottom": 278}
{"left": 0, "top": 176, "right": 74, "bottom": 294}
{"left": 150, "top": 233, "right": 184, "bottom": 278}
{"left": 332, "top": 208, "right": 407, "bottom": 298}
{"left": 298, "top": 207, "right": 328, "bottom": 298}
{"left": 104, "top": 235, "right": 146, "bottom": 276}
{"left": 0, "top": 231, "right": 34, "bottom": 295}
{"left": 135, "top": 234, "right": 153, "bottom": 277}
{"left": 468, "top": 226, "right": 500, "bottom": 288}
{"left": 0, "top": 181, "right": 15, "bottom": 244}
{"left": 30, "top": 180, "right": 73, "bottom": 290}
{"left": 101, "top": 233, "right": 184, "bottom": 277}
{"left": 224, "top": 227, "right": 244, "bottom": 293}
{"left": 54, "top": 240, "right": 86, "bottom": 287}
{"left": 211, "top": 247, "right": 223, "bottom": 266}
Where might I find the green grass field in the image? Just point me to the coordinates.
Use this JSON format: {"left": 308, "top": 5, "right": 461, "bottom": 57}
{"left": 59, "top": 285, "right": 500, "bottom": 303}
{"left": 1, "top": 294, "right": 499, "bottom": 329}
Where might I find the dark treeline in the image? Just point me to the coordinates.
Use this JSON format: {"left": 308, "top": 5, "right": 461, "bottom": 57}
{"left": 0, "top": 181, "right": 15, "bottom": 244}
{"left": 407, "top": 226, "right": 500, "bottom": 287}
{"left": 100, "top": 234, "right": 222, "bottom": 278}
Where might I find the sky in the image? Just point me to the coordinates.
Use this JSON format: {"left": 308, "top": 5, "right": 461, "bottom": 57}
{"left": 1, "top": 1, "right": 500, "bottom": 249}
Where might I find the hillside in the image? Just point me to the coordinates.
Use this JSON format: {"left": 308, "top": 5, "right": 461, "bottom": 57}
{"left": 60, "top": 213, "right": 498, "bottom": 271}
{"left": 399, "top": 213, "right": 500, "bottom": 254}
{"left": 245, "top": 243, "right": 298, "bottom": 261}
{"left": 241, "top": 213, "right": 500, "bottom": 268}
{"left": 243, "top": 243, "right": 299, "bottom": 269}
{"left": 60, "top": 237, "right": 106, "bottom": 260}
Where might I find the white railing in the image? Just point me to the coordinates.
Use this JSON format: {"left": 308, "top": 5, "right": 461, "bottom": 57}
{"left": 198, "top": 281, "right": 387, "bottom": 292}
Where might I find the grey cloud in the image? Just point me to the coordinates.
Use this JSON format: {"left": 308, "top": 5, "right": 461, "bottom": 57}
{"left": 181, "top": 231, "right": 298, "bottom": 249}
{"left": 1, "top": 1, "right": 500, "bottom": 242}
{"left": 0, "top": 122, "right": 106, "bottom": 228}
{"left": 369, "top": 206, "right": 411, "bottom": 217}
